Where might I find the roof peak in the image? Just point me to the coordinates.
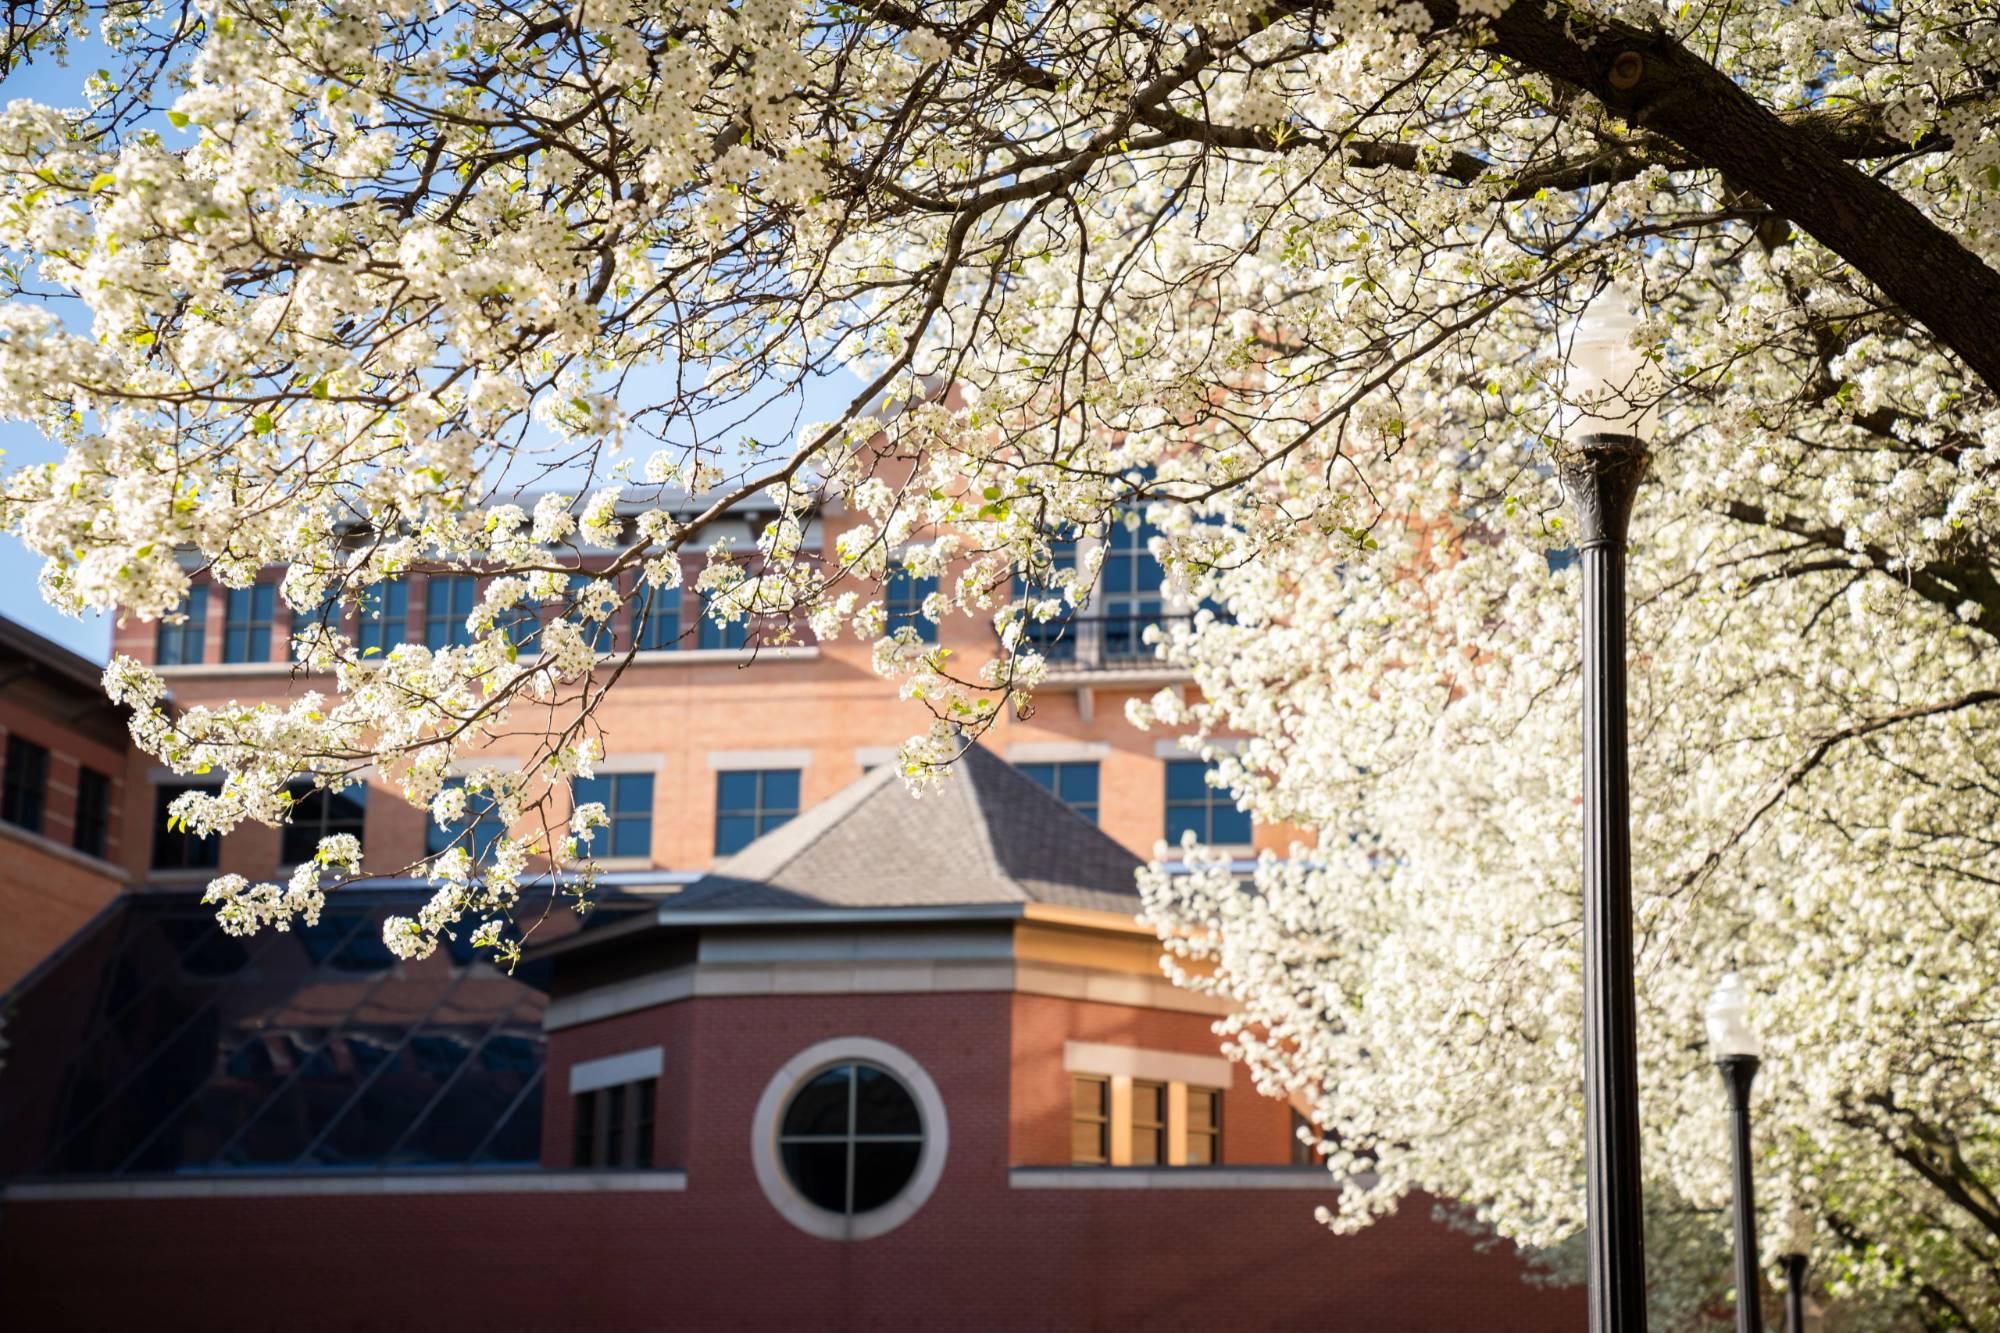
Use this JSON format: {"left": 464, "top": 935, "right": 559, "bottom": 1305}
{"left": 671, "top": 744, "right": 1143, "bottom": 916}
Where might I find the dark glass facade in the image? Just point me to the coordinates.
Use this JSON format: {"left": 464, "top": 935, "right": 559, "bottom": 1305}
{"left": 0, "top": 893, "right": 573, "bottom": 1178}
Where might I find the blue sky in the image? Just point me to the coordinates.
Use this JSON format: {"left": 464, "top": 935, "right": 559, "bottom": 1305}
{"left": 0, "top": 37, "right": 869, "bottom": 664}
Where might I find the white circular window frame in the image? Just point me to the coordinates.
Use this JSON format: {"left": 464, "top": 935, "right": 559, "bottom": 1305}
{"left": 750, "top": 1036, "right": 949, "bottom": 1241}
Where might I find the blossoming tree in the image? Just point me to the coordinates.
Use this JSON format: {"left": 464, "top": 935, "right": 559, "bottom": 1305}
{"left": 3, "top": 0, "right": 1998, "bottom": 1323}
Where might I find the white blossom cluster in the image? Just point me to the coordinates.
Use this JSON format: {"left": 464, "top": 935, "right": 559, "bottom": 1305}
{"left": 2, "top": 0, "right": 1999, "bottom": 1321}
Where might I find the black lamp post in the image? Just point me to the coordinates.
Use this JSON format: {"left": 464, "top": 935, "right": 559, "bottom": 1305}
{"left": 1558, "top": 285, "right": 1656, "bottom": 1333}
{"left": 1779, "top": 1252, "right": 1807, "bottom": 1333}
{"left": 1706, "top": 970, "right": 1765, "bottom": 1333}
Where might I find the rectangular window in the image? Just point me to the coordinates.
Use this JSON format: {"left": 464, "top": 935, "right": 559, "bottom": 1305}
{"left": 151, "top": 783, "right": 220, "bottom": 869}
{"left": 281, "top": 782, "right": 367, "bottom": 865}
{"left": 1130, "top": 1079, "right": 1167, "bottom": 1166}
{"left": 1102, "top": 515, "right": 1165, "bottom": 660}
{"left": 2, "top": 736, "right": 50, "bottom": 833}
{"left": 424, "top": 576, "right": 478, "bottom": 650}
{"left": 632, "top": 581, "right": 681, "bottom": 652}
{"left": 885, "top": 566, "right": 938, "bottom": 643}
{"left": 290, "top": 589, "right": 341, "bottom": 662}
{"left": 714, "top": 768, "right": 800, "bottom": 855}
{"left": 1186, "top": 1086, "right": 1222, "bottom": 1165}
{"left": 426, "top": 781, "right": 507, "bottom": 861}
{"left": 1070, "top": 1074, "right": 1110, "bottom": 1165}
{"left": 494, "top": 599, "right": 541, "bottom": 654}
{"left": 1290, "top": 1108, "right": 1319, "bottom": 1166}
{"left": 1014, "top": 535, "right": 1078, "bottom": 662}
{"left": 1164, "top": 760, "right": 1252, "bottom": 846}
{"left": 73, "top": 767, "right": 112, "bottom": 858}
{"left": 573, "top": 773, "right": 654, "bottom": 859}
{"left": 156, "top": 585, "right": 208, "bottom": 665}
{"left": 574, "top": 1079, "right": 657, "bottom": 1169}
{"left": 1018, "top": 761, "right": 1099, "bottom": 824}
{"left": 357, "top": 581, "right": 408, "bottom": 656}
{"left": 566, "top": 574, "right": 615, "bottom": 652}
{"left": 222, "top": 584, "right": 275, "bottom": 663}
{"left": 697, "top": 590, "right": 750, "bottom": 650}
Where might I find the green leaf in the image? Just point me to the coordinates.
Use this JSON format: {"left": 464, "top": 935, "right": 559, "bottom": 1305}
{"left": 88, "top": 173, "right": 115, "bottom": 194}
{"left": 166, "top": 110, "right": 190, "bottom": 129}
{"left": 251, "top": 413, "right": 275, "bottom": 435}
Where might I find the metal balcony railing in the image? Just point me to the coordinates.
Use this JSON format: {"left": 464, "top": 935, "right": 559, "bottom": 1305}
{"left": 1011, "top": 611, "right": 1197, "bottom": 671}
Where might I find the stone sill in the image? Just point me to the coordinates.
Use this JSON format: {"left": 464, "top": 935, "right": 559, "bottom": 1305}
{"left": 0, "top": 818, "right": 128, "bottom": 883}
{"left": 4, "top": 1169, "right": 688, "bottom": 1200}
{"left": 151, "top": 647, "right": 822, "bottom": 679}
{"left": 1008, "top": 1166, "right": 1336, "bottom": 1190}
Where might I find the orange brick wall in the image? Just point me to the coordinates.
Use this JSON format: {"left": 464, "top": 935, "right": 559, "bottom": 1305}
{"left": 0, "top": 693, "right": 129, "bottom": 989}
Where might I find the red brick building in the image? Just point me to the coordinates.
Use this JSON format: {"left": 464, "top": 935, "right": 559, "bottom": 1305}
{"left": 0, "top": 745, "right": 1580, "bottom": 1330}
{"left": 0, "top": 496, "right": 1584, "bottom": 1329}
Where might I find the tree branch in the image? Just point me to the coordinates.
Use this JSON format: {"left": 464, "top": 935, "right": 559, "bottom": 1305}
{"left": 1443, "top": 0, "right": 2000, "bottom": 395}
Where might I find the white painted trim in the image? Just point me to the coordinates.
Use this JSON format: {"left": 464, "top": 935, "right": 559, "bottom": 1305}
{"left": 4, "top": 1171, "right": 688, "bottom": 1201}
{"left": 0, "top": 819, "right": 128, "bottom": 883}
{"left": 568, "top": 1045, "right": 665, "bottom": 1095}
{"left": 1063, "top": 1041, "right": 1235, "bottom": 1089}
{"left": 447, "top": 755, "right": 524, "bottom": 775}
{"left": 707, "top": 748, "right": 813, "bottom": 771}
{"left": 149, "top": 767, "right": 224, "bottom": 786}
{"left": 152, "top": 662, "right": 301, "bottom": 679}
{"left": 1004, "top": 740, "right": 1111, "bottom": 764}
{"left": 543, "top": 956, "right": 1233, "bottom": 1031}
{"left": 589, "top": 753, "right": 666, "bottom": 774}
{"left": 1153, "top": 737, "right": 1248, "bottom": 759}
{"left": 1007, "top": 1167, "right": 1329, "bottom": 1191}
{"left": 628, "top": 647, "right": 820, "bottom": 666}
{"left": 852, "top": 746, "right": 898, "bottom": 771}
{"left": 750, "top": 1037, "right": 948, "bottom": 1242}
{"left": 545, "top": 968, "right": 696, "bottom": 1030}
{"left": 1041, "top": 668, "right": 1189, "bottom": 690}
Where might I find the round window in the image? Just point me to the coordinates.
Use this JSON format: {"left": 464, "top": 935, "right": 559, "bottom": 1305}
{"left": 752, "top": 1037, "right": 949, "bottom": 1241}
{"left": 778, "top": 1062, "right": 924, "bottom": 1215}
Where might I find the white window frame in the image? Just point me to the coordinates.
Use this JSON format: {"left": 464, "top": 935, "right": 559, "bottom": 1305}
{"left": 749, "top": 1036, "right": 949, "bottom": 1242}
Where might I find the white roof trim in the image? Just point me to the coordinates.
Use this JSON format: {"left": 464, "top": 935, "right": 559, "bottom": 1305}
{"left": 568, "top": 1045, "right": 665, "bottom": 1095}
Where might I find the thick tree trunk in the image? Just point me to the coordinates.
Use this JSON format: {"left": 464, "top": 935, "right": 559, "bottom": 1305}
{"left": 1441, "top": 1, "right": 2000, "bottom": 396}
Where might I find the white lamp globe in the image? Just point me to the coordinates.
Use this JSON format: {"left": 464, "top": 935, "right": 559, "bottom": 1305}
{"left": 1561, "top": 283, "right": 1661, "bottom": 443}
{"left": 1704, "top": 970, "right": 1763, "bottom": 1060}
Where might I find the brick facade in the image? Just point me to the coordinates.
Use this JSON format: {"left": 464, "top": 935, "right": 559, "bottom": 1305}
{"left": 4, "top": 981, "right": 1584, "bottom": 1331}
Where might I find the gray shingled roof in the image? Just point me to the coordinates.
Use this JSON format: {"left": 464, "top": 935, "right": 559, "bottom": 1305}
{"left": 667, "top": 744, "right": 1145, "bottom": 916}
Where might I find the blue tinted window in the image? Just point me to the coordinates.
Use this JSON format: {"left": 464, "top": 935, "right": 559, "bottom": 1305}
{"left": 1103, "top": 517, "right": 1164, "bottom": 660}
{"left": 633, "top": 581, "right": 681, "bottom": 651}
{"left": 715, "top": 769, "right": 801, "bottom": 855}
{"left": 0, "top": 894, "right": 571, "bottom": 1176}
{"left": 494, "top": 599, "right": 541, "bottom": 654}
{"left": 567, "top": 574, "right": 614, "bottom": 652}
{"left": 885, "top": 567, "right": 938, "bottom": 643}
{"left": 573, "top": 773, "right": 654, "bottom": 859}
{"left": 424, "top": 576, "right": 478, "bottom": 650}
{"left": 156, "top": 586, "right": 208, "bottom": 665}
{"left": 357, "top": 581, "right": 408, "bottom": 655}
{"left": 698, "top": 590, "right": 750, "bottom": 650}
{"left": 223, "top": 584, "right": 275, "bottom": 663}
{"left": 1163, "top": 759, "right": 1250, "bottom": 845}
{"left": 426, "top": 781, "right": 507, "bottom": 860}
{"left": 1013, "top": 535, "right": 1078, "bottom": 661}
{"left": 1017, "top": 760, "right": 1099, "bottom": 824}
{"left": 290, "top": 588, "right": 341, "bottom": 661}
